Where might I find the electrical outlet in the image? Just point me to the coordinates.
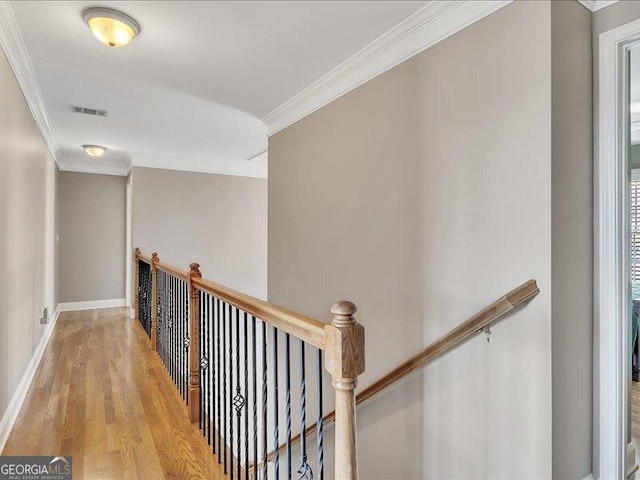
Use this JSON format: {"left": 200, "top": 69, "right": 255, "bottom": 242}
{"left": 40, "top": 307, "right": 49, "bottom": 325}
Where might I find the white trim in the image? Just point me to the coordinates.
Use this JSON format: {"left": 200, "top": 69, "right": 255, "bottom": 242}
{"left": 56, "top": 160, "right": 130, "bottom": 177}
{"left": 129, "top": 307, "right": 135, "bottom": 319}
{"left": 0, "top": 306, "right": 60, "bottom": 452}
{"left": 262, "top": 0, "right": 512, "bottom": 136}
{"left": 595, "top": 18, "right": 640, "bottom": 480}
{"left": 578, "top": 0, "right": 619, "bottom": 12}
{"left": 0, "top": 1, "right": 57, "bottom": 159}
{"left": 125, "top": 175, "right": 133, "bottom": 310}
{"left": 57, "top": 298, "right": 126, "bottom": 312}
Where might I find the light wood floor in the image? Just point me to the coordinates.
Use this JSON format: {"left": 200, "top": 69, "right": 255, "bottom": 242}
{"left": 2, "top": 308, "right": 226, "bottom": 480}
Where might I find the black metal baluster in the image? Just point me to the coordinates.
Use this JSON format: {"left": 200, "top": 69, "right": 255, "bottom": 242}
{"left": 298, "top": 341, "right": 311, "bottom": 480}
{"left": 214, "top": 295, "right": 220, "bottom": 454}
{"left": 203, "top": 291, "right": 209, "bottom": 443}
{"left": 223, "top": 301, "right": 228, "bottom": 473}
{"left": 261, "top": 321, "right": 268, "bottom": 480}
{"left": 171, "top": 275, "right": 175, "bottom": 381}
{"left": 199, "top": 291, "right": 204, "bottom": 432}
{"left": 316, "top": 349, "right": 323, "bottom": 480}
{"left": 229, "top": 303, "right": 234, "bottom": 480}
{"left": 184, "top": 280, "right": 189, "bottom": 402}
{"left": 285, "top": 333, "right": 292, "bottom": 480}
{"left": 272, "top": 327, "right": 280, "bottom": 479}
{"left": 252, "top": 316, "right": 258, "bottom": 480}
{"left": 234, "top": 307, "right": 243, "bottom": 480}
{"left": 244, "top": 311, "right": 249, "bottom": 480}
{"left": 217, "top": 297, "right": 222, "bottom": 463}
{"left": 179, "top": 278, "right": 183, "bottom": 395}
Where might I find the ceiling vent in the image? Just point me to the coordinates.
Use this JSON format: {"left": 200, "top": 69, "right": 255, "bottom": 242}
{"left": 72, "top": 106, "right": 108, "bottom": 117}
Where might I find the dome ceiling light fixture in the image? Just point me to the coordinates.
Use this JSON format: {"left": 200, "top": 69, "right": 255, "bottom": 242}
{"left": 82, "top": 7, "right": 140, "bottom": 48}
{"left": 83, "top": 145, "right": 107, "bottom": 158}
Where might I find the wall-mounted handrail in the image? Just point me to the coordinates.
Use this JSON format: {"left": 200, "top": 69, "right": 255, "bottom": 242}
{"left": 257, "top": 279, "right": 540, "bottom": 467}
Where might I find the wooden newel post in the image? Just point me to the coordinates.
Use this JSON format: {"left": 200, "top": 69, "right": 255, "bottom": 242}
{"left": 134, "top": 247, "right": 140, "bottom": 321}
{"left": 188, "top": 262, "right": 202, "bottom": 423}
{"left": 325, "top": 301, "right": 365, "bottom": 480}
{"left": 150, "top": 252, "right": 159, "bottom": 351}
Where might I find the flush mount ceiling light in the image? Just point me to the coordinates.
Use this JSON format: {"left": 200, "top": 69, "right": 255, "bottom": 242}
{"left": 82, "top": 7, "right": 140, "bottom": 48}
{"left": 83, "top": 145, "right": 107, "bottom": 158}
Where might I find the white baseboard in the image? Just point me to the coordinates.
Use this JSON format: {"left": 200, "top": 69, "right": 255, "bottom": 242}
{"left": 57, "top": 298, "right": 126, "bottom": 312}
{"left": 129, "top": 307, "right": 135, "bottom": 319}
{"left": 0, "top": 305, "right": 60, "bottom": 452}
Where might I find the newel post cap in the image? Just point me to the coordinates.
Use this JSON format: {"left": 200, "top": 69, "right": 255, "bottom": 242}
{"left": 151, "top": 252, "right": 159, "bottom": 264}
{"left": 331, "top": 301, "right": 357, "bottom": 327}
{"left": 189, "top": 263, "right": 202, "bottom": 276}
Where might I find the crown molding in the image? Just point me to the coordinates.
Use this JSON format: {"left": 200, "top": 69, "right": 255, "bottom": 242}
{"left": 577, "top": 0, "right": 619, "bottom": 12}
{"left": 0, "top": 1, "right": 58, "bottom": 159}
{"left": 262, "top": 0, "right": 512, "bottom": 137}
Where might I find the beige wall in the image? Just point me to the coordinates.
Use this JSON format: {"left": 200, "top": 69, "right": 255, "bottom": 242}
{"left": 269, "top": 2, "right": 553, "bottom": 478}
{"left": 551, "top": 2, "right": 594, "bottom": 479}
{"left": 132, "top": 167, "right": 267, "bottom": 299}
{"left": 0, "top": 47, "right": 55, "bottom": 427}
{"left": 58, "top": 171, "right": 126, "bottom": 303}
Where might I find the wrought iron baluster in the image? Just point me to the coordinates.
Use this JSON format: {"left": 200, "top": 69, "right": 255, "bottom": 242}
{"left": 234, "top": 307, "right": 244, "bottom": 480}
{"left": 223, "top": 301, "right": 228, "bottom": 473}
{"left": 203, "top": 291, "right": 209, "bottom": 443}
{"left": 316, "top": 349, "right": 323, "bottom": 480}
{"left": 286, "top": 333, "right": 292, "bottom": 480}
{"left": 229, "top": 303, "right": 234, "bottom": 480}
{"left": 244, "top": 311, "right": 249, "bottom": 480}
{"left": 199, "top": 291, "right": 204, "bottom": 432}
{"left": 273, "top": 326, "right": 280, "bottom": 479}
{"left": 212, "top": 295, "right": 217, "bottom": 455}
{"left": 261, "top": 321, "right": 268, "bottom": 480}
{"left": 298, "top": 341, "right": 312, "bottom": 480}
{"left": 252, "top": 315, "right": 258, "bottom": 480}
{"left": 184, "top": 279, "right": 189, "bottom": 402}
{"left": 217, "top": 297, "right": 222, "bottom": 463}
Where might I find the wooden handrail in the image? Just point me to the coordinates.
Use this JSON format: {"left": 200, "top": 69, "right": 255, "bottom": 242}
{"left": 155, "top": 261, "right": 189, "bottom": 281}
{"left": 137, "top": 252, "right": 153, "bottom": 264}
{"left": 256, "top": 279, "right": 540, "bottom": 468}
{"left": 192, "top": 276, "right": 327, "bottom": 350}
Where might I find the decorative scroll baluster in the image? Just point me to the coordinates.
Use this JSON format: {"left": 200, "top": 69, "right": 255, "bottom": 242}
{"left": 234, "top": 307, "right": 244, "bottom": 480}
{"left": 202, "top": 291, "right": 208, "bottom": 437}
{"left": 316, "top": 349, "right": 324, "bottom": 480}
{"left": 298, "top": 341, "right": 311, "bottom": 480}
{"left": 229, "top": 303, "right": 234, "bottom": 480}
{"left": 286, "top": 333, "right": 292, "bottom": 480}
{"left": 272, "top": 327, "right": 280, "bottom": 479}
{"left": 244, "top": 312, "right": 249, "bottom": 480}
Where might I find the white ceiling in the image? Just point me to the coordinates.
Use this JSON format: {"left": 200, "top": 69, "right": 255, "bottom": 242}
{"left": 10, "top": 1, "right": 427, "bottom": 177}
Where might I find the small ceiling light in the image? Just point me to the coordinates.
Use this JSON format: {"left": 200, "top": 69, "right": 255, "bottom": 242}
{"left": 83, "top": 145, "right": 107, "bottom": 158}
{"left": 83, "top": 7, "right": 140, "bottom": 48}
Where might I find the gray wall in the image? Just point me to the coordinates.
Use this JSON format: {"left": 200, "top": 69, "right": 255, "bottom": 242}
{"left": 551, "top": 2, "right": 593, "bottom": 479}
{"left": 58, "top": 171, "right": 126, "bottom": 303}
{"left": 132, "top": 167, "right": 267, "bottom": 300}
{"left": 0, "top": 46, "right": 55, "bottom": 428}
{"left": 269, "top": 2, "right": 553, "bottom": 478}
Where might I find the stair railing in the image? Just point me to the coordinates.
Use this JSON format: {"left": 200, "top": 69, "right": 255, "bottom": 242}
{"left": 258, "top": 279, "right": 540, "bottom": 469}
{"left": 135, "top": 248, "right": 364, "bottom": 480}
